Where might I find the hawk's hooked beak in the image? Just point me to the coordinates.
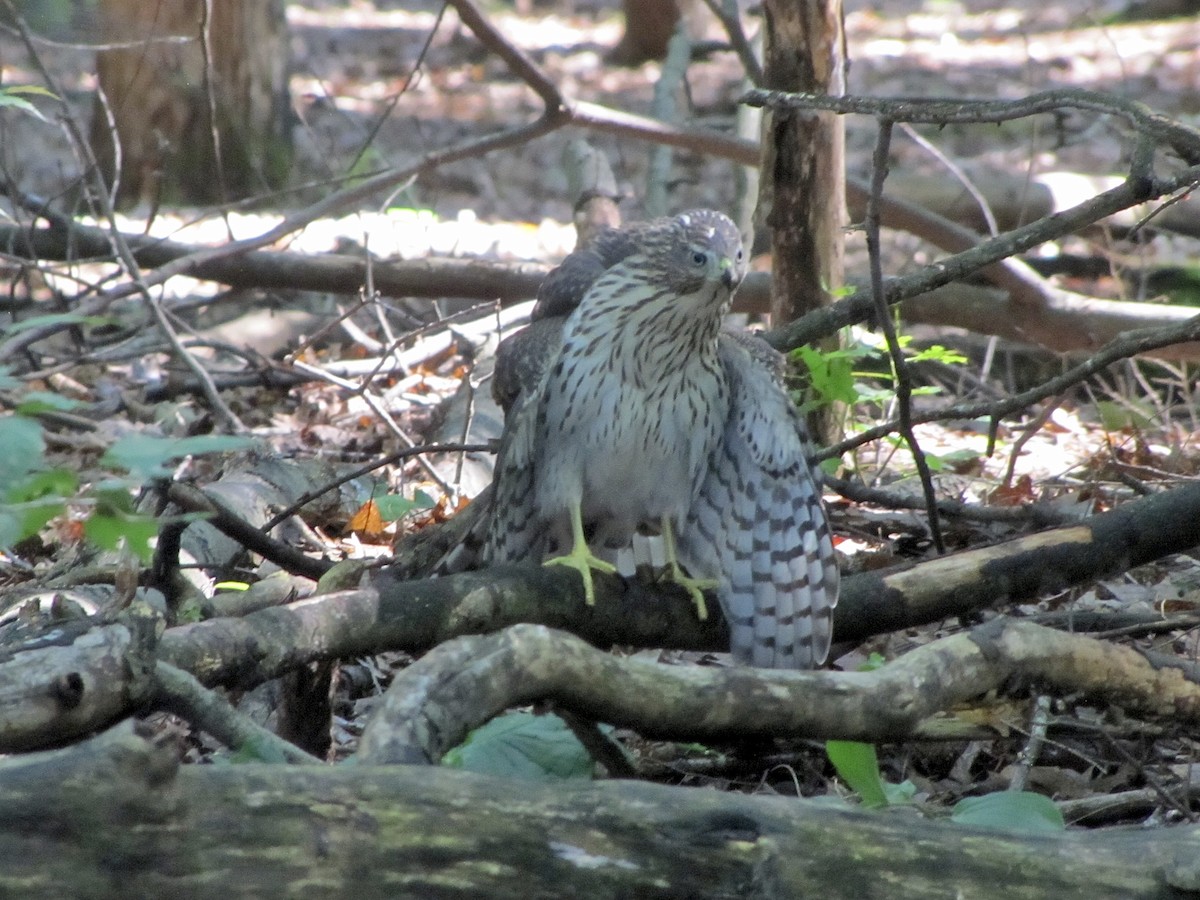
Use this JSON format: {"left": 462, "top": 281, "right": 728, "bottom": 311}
{"left": 719, "top": 257, "right": 735, "bottom": 288}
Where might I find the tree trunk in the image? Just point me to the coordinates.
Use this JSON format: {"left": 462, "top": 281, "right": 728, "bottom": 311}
{"left": 759, "top": 0, "right": 847, "bottom": 321}
{"left": 89, "top": 0, "right": 292, "bottom": 209}
{"left": 759, "top": 0, "right": 847, "bottom": 445}
{"left": 3, "top": 722, "right": 1194, "bottom": 900}
{"left": 607, "top": 0, "right": 680, "bottom": 65}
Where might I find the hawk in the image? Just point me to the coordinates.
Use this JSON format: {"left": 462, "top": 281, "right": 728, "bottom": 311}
{"left": 485, "top": 210, "right": 839, "bottom": 668}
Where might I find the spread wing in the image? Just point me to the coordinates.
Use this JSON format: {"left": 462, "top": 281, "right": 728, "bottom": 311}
{"left": 532, "top": 226, "right": 644, "bottom": 321}
{"left": 492, "top": 225, "right": 649, "bottom": 415}
{"left": 679, "top": 337, "right": 839, "bottom": 668}
{"left": 481, "top": 358, "right": 550, "bottom": 564}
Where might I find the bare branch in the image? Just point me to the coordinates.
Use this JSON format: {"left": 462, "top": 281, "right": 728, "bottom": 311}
{"left": 358, "top": 618, "right": 1200, "bottom": 764}
{"left": 863, "top": 118, "right": 945, "bottom": 552}
{"left": 741, "top": 87, "right": 1200, "bottom": 164}
{"left": 767, "top": 160, "right": 1200, "bottom": 352}
{"left": 153, "top": 663, "right": 319, "bottom": 764}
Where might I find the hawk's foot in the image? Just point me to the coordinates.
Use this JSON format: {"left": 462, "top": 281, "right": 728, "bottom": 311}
{"left": 663, "top": 561, "right": 717, "bottom": 621}
{"left": 658, "top": 514, "right": 715, "bottom": 620}
{"left": 544, "top": 546, "right": 616, "bottom": 606}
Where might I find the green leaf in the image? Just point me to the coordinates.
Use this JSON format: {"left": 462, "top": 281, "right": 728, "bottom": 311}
{"left": 14, "top": 391, "right": 81, "bottom": 414}
{"left": 882, "top": 779, "right": 918, "bottom": 805}
{"left": 370, "top": 490, "right": 437, "bottom": 523}
{"left": 0, "top": 85, "right": 59, "bottom": 99}
{"left": 794, "top": 345, "right": 861, "bottom": 408}
{"left": 677, "top": 742, "right": 721, "bottom": 757}
{"left": 0, "top": 497, "right": 65, "bottom": 548}
{"left": 103, "top": 433, "right": 254, "bottom": 480}
{"left": 938, "top": 448, "right": 983, "bottom": 467}
{"left": 826, "top": 741, "right": 889, "bottom": 809}
{"left": 857, "top": 652, "right": 888, "bottom": 672}
{"left": 99, "top": 436, "right": 178, "bottom": 479}
{"left": 1146, "top": 264, "right": 1200, "bottom": 306}
{"left": 950, "top": 792, "right": 1066, "bottom": 833}
{"left": 168, "top": 434, "right": 256, "bottom": 457}
{"left": 822, "top": 282, "right": 857, "bottom": 300}
{"left": 851, "top": 384, "right": 896, "bottom": 406}
{"left": 0, "top": 415, "right": 46, "bottom": 491}
{"left": 0, "top": 84, "right": 57, "bottom": 125}
{"left": 908, "top": 344, "right": 968, "bottom": 366}
{"left": 84, "top": 497, "right": 159, "bottom": 563}
{"left": 443, "top": 712, "right": 596, "bottom": 780}
{"left": 0, "top": 93, "right": 46, "bottom": 121}
{"left": 91, "top": 486, "right": 136, "bottom": 515}
{"left": 174, "top": 597, "right": 205, "bottom": 624}
{"left": 10, "top": 468, "right": 77, "bottom": 502}
{"left": 383, "top": 190, "right": 429, "bottom": 214}
{"left": 818, "top": 457, "right": 840, "bottom": 478}
{"left": 1095, "top": 400, "right": 1155, "bottom": 432}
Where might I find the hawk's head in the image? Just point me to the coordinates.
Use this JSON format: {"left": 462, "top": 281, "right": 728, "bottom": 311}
{"left": 566, "top": 209, "right": 745, "bottom": 348}
{"left": 654, "top": 210, "right": 746, "bottom": 294}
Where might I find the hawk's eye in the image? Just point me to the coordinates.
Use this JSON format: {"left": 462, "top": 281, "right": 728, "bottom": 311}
{"left": 691, "top": 250, "right": 708, "bottom": 267}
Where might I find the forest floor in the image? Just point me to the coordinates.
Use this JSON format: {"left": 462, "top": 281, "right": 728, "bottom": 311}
{"left": 2, "top": 0, "right": 1200, "bottom": 827}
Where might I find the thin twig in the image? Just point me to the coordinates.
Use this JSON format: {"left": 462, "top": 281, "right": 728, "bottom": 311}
{"left": 741, "top": 87, "right": 1200, "bottom": 164}
{"left": 348, "top": 0, "right": 448, "bottom": 175}
{"left": 165, "top": 482, "right": 331, "bottom": 581}
{"left": 1008, "top": 695, "right": 1050, "bottom": 793}
{"left": 259, "top": 441, "right": 493, "bottom": 533}
{"left": 1103, "top": 732, "right": 1199, "bottom": 823}
{"left": 10, "top": 53, "right": 1199, "bottom": 369}
{"left": 26, "top": 1, "right": 569, "bottom": 315}
{"left": 825, "top": 477, "right": 1078, "bottom": 527}
{"left": 769, "top": 143, "right": 1200, "bottom": 352}
{"left": 554, "top": 707, "right": 639, "bottom": 778}
{"left": 899, "top": 122, "right": 999, "bottom": 236}
{"left": 197, "top": 0, "right": 234, "bottom": 237}
{"left": 864, "top": 119, "right": 944, "bottom": 552}
{"left": 154, "top": 662, "right": 320, "bottom": 764}
{"left": 287, "top": 358, "right": 457, "bottom": 495}
{"left": 1001, "top": 395, "right": 1066, "bottom": 489}
{"left": 699, "top": 0, "right": 764, "bottom": 85}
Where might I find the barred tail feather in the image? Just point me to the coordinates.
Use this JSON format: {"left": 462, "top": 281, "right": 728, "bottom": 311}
{"left": 749, "top": 478, "right": 778, "bottom": 666}
{"left": 769, "top": 482, "right": 801, "bottom": 668}
{"left": 680, "top": 336, "right": 840, "bottom": 670}
{"left": 810, "top": 500, "right": 840, "bottom": 663}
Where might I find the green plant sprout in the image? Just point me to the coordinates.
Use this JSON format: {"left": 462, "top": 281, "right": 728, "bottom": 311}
{"left": 0, "top": 84, "right": 57, "bottom": 122}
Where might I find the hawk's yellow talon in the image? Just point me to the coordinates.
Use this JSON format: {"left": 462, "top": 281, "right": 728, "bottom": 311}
{"left": 660, "top": 515, "right": 716, "bottom": 620}
{"left": 543, "top": 503, "right": 615, "bottom": 605}
{"left": 666, "top": 563, "right": 716, "bottom": 620}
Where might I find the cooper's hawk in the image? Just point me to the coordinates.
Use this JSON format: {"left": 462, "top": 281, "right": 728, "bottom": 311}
{"left": 486, "top": 210, "right": 839, "bottom": 669}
